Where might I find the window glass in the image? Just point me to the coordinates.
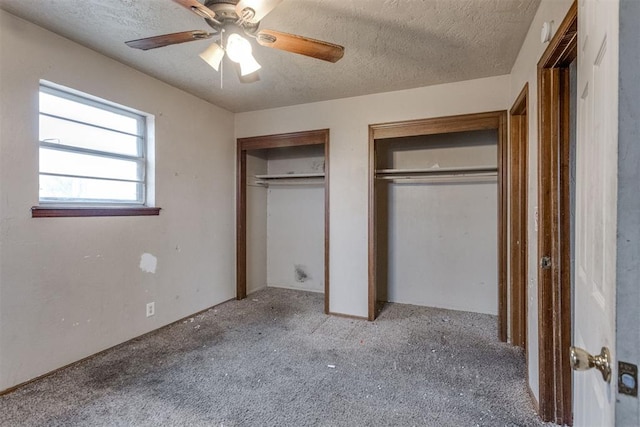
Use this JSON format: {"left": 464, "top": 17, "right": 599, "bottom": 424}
{"left": 39, "top": 91, "right": 140, "bottom": 135}
{"left": 39, "top": 175, "right": 140, "bottom": 202}
{"left": 39, "top": 115, "right": 140, "bottom": 156}
{"left": 39, "top": 148, "right": 141, "bottom": 181}
{"left": 38, "top": 83, "right": 148, "bottom": 205}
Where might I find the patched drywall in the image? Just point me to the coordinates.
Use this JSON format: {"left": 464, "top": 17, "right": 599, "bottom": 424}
{"left": 139, "top": 253, "right": 158, "bottom": 274}
{"left": 0, "top": 10, "right": 235, "bottom": 392}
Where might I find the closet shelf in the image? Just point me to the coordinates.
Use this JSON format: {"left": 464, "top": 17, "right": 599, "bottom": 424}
{"left": 254, "top": 172, "right": 325, "bottom": 180}
{"left": 375, "top": 165, "right": 497, "bottom": 176}
{"left": 376, "top": 174, "right": 497, "bottom": 183}
{"left": 253, "top": 172, "right": 325, "bottom": 187}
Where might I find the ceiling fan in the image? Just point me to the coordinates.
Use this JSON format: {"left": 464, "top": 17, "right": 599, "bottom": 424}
{"left": 125, "top": 0, "right": 345, "bottom": 82}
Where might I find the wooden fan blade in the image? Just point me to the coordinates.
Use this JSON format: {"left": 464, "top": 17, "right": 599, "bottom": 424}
{"left": 172, "top": 0, "right": 217, "bottom": 21}
{"left": 125, "top": 30, "right": 213, "bottom": 51}
{"left": 256, "top": 29, "right": 344, "bottom": 63}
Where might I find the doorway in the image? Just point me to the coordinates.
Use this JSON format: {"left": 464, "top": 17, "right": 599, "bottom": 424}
{"left": 236, "top": 129, "right": 330, "bottom": 313}
{"left": 509, "top": 84, "right": 529, "bottom": 350}
{"left": 368, "top": 111, "right": 508, "bottom": 341}
{"left": 536, "top": 2, "right": 577, "bottom": 424}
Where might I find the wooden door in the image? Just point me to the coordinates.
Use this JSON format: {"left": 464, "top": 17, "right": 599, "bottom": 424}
{"left": 509, "top": 85, "right": 528, "bottom": 349}
{"left": 572, "top": 0, "right": 619, "bottom": 425}
{"left": 537, "top": 5, "right": 577, "bottom": 421}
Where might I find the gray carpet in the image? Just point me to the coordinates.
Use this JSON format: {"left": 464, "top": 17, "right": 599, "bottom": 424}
{"left": 0, "top": 288, "right": 553, "bottom": 426}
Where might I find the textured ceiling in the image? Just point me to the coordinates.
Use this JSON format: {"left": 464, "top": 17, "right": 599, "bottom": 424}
{"left": 0, "top": 0, "right": 540, "bottom": 112}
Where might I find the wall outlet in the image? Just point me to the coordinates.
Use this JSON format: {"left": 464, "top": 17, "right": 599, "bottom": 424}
{"left": 146, "top": 302, "right": 155, "bottom": 317}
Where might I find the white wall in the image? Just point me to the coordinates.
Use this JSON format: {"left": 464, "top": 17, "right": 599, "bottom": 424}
{"left": 244, "top": 146, "right": 325, "bottom": 294}
{"left": 378, "top": 131, "right": 498, "bottom": 314}
{"left": 246, "top": 152, "right": 268, "bottom": 294}
{"left": 386, "top": 182, "right": 497, "bottom": 313}
{"left": 0, "top": 0, "right": 581, "bottom": 405}
{"left": 508, "top": 0, "right": 574, "bottom": 404}
{"left": 0, "top": 10, "right": 236, "bottom": 391}
{"left": 266, "top": 146, "right": 325, "bottom": 293}
{"left": 236, "top": 75, "right": 511, "bottom": 317}
{"left": 267, "top": 185, "right": 324, "bottom": 292}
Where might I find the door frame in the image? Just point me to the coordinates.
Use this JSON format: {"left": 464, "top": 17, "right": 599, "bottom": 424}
{"left": 536, "top": 1, "right": 577, "bottom": 424}
{"left": 367, "top": 111, "right": 508, "bottom": 343}
{"left": 509, "top": 84, "right": 529, "bottom": 350}
{"left": 236, "top": 129, "right": 330, "bottom": 314}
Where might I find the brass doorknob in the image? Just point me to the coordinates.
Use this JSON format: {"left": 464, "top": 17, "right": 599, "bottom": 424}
{"left": 570, "top": 346, "right": 611, "bottom": 383}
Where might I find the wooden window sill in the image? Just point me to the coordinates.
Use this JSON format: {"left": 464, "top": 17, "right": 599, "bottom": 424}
{"left": 31, "top": 206, "right": 161, "bottom": 218}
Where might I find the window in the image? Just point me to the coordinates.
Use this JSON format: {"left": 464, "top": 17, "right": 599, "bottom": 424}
{"left": 34, "top": 82, "right": 158, "bottom": 217}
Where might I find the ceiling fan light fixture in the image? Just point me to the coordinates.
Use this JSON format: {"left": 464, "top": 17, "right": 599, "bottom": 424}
{"left": 126, "top": 0, "right": 345, "bottom": 82}
{"left": 225, "top": 33, "right": 262, "bottom": 76}
{"left": 199, "top": 42, "right": 225, "bottom": 71}
{"left": 237, "top": 56, "right": 262, "bottom": 76}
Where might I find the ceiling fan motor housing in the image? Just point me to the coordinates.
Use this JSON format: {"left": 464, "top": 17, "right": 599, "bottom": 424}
{"left": 204, "top": 0, "right": 259, "bottom": 35}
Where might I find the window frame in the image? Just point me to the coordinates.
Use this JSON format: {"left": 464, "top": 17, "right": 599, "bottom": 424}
{"left": 34, "top": 82, "right": 159, "bottom": 218}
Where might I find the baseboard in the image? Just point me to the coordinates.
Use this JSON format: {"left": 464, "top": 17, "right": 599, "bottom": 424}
{"left": 0, "top": 297, "right": 235, "bottom": 396}
{"left": 528, "top": 383, "right": 540, "bottom": 413}
{"left": 245, "top": 285, "right": 268, "bottom": 295}
{"left": 244, "top": 287, "right": 365, "bottom": 320}
{"left": 328, "top": 311, "right": 369, "bottom": 321}
{"left": 265, "top": 284, "right": 324, "bottom": 294}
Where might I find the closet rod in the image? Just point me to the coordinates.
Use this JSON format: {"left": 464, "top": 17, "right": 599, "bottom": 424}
{"left": 376, "top": 173, "right": 497, "bottom": 182}
{"left": 254, "top": 172, "right": 324, "bottom": 180}
{"left": 253, "top": 179, "right": 325, "bottom": 187}
{"left": 375, "top": 165, "right": 497, "bottom": 176}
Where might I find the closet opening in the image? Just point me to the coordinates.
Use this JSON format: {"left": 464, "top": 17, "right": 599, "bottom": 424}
{"left": 237, "top": 129, "right": 330, "bottom": 313}
{"left": 368, "top": 112, "right": 508, "bottom": 341}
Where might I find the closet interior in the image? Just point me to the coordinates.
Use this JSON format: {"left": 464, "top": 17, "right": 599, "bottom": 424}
{"left": 237, "top": 130, "right": 329, "bottom": 312}
{"left": 373, "top": 128, "right": 500, "bottom": 317}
